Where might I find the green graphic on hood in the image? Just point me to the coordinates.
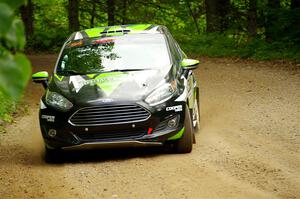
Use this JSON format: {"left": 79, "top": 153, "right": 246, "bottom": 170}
{"left": 94, "top": 72, "right": 126, "bottom": 96}
{"left": 87, "top": 74, "right": 97, "bottom": 78}
{"left": 54, "top": 73, "right": 64, "bottom": 81}
{"left": 83, "top": 24, "right": 154, "bottom": 38}
{"left": 85, "top": 27, "right": 106, "bottom": 37}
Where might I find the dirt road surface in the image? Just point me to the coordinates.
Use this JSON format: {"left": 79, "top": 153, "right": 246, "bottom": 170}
{"left": 0, "top": 55, "right": 299, "bottom": 199}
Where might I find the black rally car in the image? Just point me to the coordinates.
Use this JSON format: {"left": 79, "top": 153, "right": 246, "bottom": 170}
{"left": 32, "top": 24, "right": 200, "bottom": 159}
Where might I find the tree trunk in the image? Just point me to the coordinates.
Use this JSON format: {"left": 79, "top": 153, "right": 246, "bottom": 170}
{"left": 68, "top": 0, "right": 80, "bottom": 32}
{"left": 205, "top": 0, "right": 230, "bottom": 33}
{"left": 265, "top": 0, "right": 280, "bottom": 41}
{"left": 205, "top": 0, "right": 219, "bottom": 32}
{"left": 90, "top": 0, "right": 97, "bottom": 27}
{"left": 247, "top": 0, "right": 257, "bottom": 37}
{"left": 186, "top": 0, "right": 200, "bottom": 34}
{"left": 291, "top": 0, "right": 300, "bottom": 9}
{"left": 219, "top": 0, "right": 230, "bottom": 32}
{"left": 20, "top": 0, "right": 34, "bottom": 39}
{"left": 291, "top": 0, "right": 300, "bottom": 41}
{"left": 107, "top": 0, "right": 115, "bottom": 26}
{"left": 122, "top": 0, "right": 127, "bottom": 24}
{"left": 268, "top": 0, "right": 280, "bottom": 8}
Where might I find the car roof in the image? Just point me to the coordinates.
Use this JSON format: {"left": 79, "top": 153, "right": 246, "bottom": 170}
{"left": 67, "top": 24, "right": 164, "bottom": 42}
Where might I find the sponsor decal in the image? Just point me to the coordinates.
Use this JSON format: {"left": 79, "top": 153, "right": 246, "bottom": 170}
{"left": 166, "top": 105, "right": 182, "bottom": 112}
{"left": 69, "top": 73, "right": 125, "bottom": 95}
{"left": 41, "top": 115, "right": 55, "bottom": 122}
{"left": 99, "top": 98, "right": 114, "bottom": 103}
{"left": 95, "top": 74, "right": 124, "bottom": 96}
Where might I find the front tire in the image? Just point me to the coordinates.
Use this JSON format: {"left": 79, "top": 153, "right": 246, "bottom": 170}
{"left": 44, "top": 146, "right": 62, "bottom": 163}
{"left": 175, "top": 106, "right": 194, "bottom": 153}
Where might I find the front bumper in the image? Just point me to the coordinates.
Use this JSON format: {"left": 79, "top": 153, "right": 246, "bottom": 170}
{"left": 40, "top": 100, "right": 187, "bottom": 150}
{"left": 62, "top": 140, "right": 163, "bottom": 150}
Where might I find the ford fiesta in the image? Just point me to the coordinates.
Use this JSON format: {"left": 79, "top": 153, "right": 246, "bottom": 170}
{"left": 32, "top": 24, "right": 200, "bottom": 161}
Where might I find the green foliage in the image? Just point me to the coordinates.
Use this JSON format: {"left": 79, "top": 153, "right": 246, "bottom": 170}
{"left": 26, "top": 0, "right": 69, "bottom": 51}
{"left": 0, "top": 3, "right": 14, "bottom": 37}
{"left": 0, "top": 1, "right": 31, "bottom": 102}
{"left": 0, "top": 0, "right": 31, "bottom": 125}
{"left": 23, "top": 0, "right": 299, "bottom": 62}
{"left": 1, "top": 0, "right": 26, "bottom": 9}
{"left": 0, "top": 53, "right": 31, "bottom": 99}
{"left": 5, "top": 19, "right": 26, "bottom": 49}
{"left": 177, "top": 33, "right": 300, "bottom": 62}
{"left": 28, "top": 30, "right": 68, "bottom": 52}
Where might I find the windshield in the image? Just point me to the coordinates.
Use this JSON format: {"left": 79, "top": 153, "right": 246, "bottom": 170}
{"left": 56, "top": 34, "right": 171, "bottom": 75}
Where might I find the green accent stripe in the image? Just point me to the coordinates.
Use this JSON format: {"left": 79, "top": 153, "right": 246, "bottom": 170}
{"left": 128, "top": 24, "right": 152, "bottom": 31}
{"left": 108, "top": 25, "right": 122, "bottom": 31}
{"left": 87, "top": 74, "right": 97, "bottom": 78}
{"left": 104, "top": 32, "right": 123, "bottom": 37}
{"left": 168, "top": 127, "right": 185, "bottom": 140}
{"left": 85, "top": 27, "right": 106, "bottom": 37}
{"left": 54, "top": 73, "right": 64, "bottom": 81}
{"left": 83, "top": 24, "right": 155, "bottom": 38}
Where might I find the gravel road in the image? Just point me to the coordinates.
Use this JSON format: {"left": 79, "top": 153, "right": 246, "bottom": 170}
{"left": 0, "top": 55, "right": 299, "bottom": 199}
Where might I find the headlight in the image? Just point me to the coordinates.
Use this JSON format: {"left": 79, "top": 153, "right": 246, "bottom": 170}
{"left": 45, "top": 91, "right": 73, "bottom": 112}
{"left": 145, "top": 80, "right": 177, "bottom": 106}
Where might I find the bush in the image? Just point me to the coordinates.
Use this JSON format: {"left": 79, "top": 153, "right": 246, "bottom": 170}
{"left": 175, "top": 33, "right": 300, "bottom": 62}
{"left": 26, "top": 29, "right": 68, "bottom": 52}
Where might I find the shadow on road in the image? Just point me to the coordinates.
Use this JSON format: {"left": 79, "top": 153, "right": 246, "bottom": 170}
{"left": 43, "top": 146, "right": 175, "bottom": 165}
{"left": 0, "top": 144, "right": 174, "bottom": 165}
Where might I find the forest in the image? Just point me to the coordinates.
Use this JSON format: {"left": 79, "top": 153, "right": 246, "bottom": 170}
{"left": 20, "top": 0, "right": 300, "bottom": 60}
{"left": 0, "top": 0, "right": 299, "bottom": 123}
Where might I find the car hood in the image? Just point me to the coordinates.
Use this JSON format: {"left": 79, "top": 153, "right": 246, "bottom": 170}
{"left": 50, "top": 69, "right": 168, "bottom": 106}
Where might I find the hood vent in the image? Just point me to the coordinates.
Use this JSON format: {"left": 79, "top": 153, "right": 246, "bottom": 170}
{"left": 100, "top": 29, "right": 130, "bottom": 34}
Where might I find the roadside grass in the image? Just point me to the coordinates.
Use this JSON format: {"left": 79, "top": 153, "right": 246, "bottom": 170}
{"left": 0, "top": 91, "right": 30, "bottom": 134}
{"left": 0, "top": 91, "right": 16, "bottom": 133}
{"left": 176, "top": 33, "right": 300, "bottom": 63}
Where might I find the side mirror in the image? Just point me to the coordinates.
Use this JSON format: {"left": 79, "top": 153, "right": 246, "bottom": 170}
{"left": 180, "top": 58, "right": 200, "bottom": 70}
{"left": 32, "top": 71, "right": 49, "bottom": 88}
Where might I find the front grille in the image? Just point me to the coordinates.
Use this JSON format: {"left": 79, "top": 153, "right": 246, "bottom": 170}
{"left": 69, "top": 104, "right": 150, "bottom": 126}
{"left": 75, "top": 129, "right": 146, "bottom": 141}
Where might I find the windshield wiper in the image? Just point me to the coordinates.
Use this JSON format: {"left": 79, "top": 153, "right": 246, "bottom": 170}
{"left": 58, "top": 70, "right": 86, "bottom": 76}
{"left": 103, "top": 68, "right": 152, "bottom": 72}
{"left": 57, "top": 68, "right": 153, "bottom": 76}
